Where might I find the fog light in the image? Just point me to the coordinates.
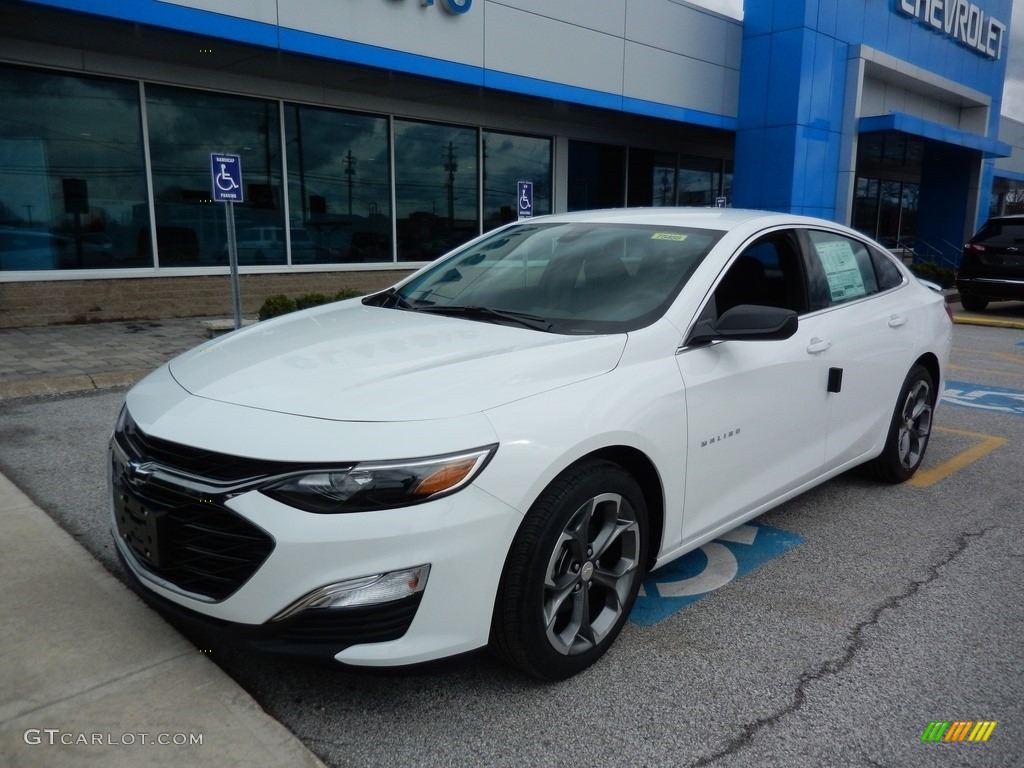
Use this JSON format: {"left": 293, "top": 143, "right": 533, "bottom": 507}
{"left": 270, "top": 565, "right": 430, "bottom": 622}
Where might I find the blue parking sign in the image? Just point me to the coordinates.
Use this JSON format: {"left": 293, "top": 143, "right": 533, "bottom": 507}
{"left": 211, "top": 153, "right": 243, "bottom": 202}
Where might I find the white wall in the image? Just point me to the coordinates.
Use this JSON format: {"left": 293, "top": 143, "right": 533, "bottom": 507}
{"left": 155, "top": 0, "right": 741, "bottom": 117}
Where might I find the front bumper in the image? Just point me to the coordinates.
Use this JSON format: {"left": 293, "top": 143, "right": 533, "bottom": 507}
{"left": 109, "top": 399, "right": 523, "bottom": 667}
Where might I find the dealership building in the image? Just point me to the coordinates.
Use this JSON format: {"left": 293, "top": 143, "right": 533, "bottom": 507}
{"left": 0, "top": 0, "right": 1021, "bottom": 326}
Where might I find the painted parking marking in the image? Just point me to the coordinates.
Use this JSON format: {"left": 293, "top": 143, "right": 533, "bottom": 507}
{"left": 943, "top": 381, "right": 1024, "bottom": 416}
{"left": 909, "top": 426, "right": 1007, "bottom": 488}
{"left": 631, "top": 522, "right": 803, "bottom": 626}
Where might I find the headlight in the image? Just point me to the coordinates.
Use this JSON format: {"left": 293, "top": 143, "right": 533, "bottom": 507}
{"left": 260, "top": 444, "right": 497, "bottom": 513}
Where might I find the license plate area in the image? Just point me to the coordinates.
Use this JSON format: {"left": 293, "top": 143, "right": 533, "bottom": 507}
{"left": 113, "top": 482, "right": 167, "bottom": 569}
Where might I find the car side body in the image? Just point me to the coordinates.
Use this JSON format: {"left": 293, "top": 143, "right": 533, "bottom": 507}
{"left": 110, "top": 208, "right": 953, "bottom": 679}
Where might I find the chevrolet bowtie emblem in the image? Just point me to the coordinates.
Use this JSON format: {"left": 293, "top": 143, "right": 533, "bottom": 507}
{"left": 126, "top": 459, "right": 156, "bottom": 484}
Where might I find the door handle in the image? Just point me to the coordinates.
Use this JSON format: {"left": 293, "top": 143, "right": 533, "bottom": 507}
{"left": 806, "top": 337, "right": 831, "bottom": 354}
{"left": 888, "top": 314, "right": 907, "bottom": 328}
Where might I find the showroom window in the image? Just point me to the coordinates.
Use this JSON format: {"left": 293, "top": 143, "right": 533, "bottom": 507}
{"left": 146, "top": 84, "right": 284, "bottom": 267}
{"left": 285, "top": 104, "right": 392, "bottom": 264}
{"left": 482, "top": 131, "right": 551, "bottom": 231}
{"left": 626, "top": 149, "right": 678, "bottom": 207}
{"left": 568, "top": 140, "right": 626, "bottom": 211}
{"left": 677, "top": 156, "right": 723, "bottom": 207}
{"left": 853, "top": 176, "right": 919, "bottom": 249}
{"left": 625, "top": 150, "right": 730, "bottom": 208}
{"left": 394, "top": 119, "right": 479, "bottom": 262}
{"left": 1, "top": 64, "right": 557, "bottom": 273}
{"left": 0, "top": 66, "right": 150, "bottom": 271}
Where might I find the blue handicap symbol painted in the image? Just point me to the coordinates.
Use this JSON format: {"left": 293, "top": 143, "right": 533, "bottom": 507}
{"left": 630, "top": 522, "right": 803, "bottom": 627}
{"left": 943, "top": 381, "right": 1024, "bottom": 417}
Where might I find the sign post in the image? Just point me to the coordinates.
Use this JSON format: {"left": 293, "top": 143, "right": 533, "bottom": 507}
{"left": 210, "top": 153, "right": 244, "bottom": 329}
{"left": 517, "top": 181, "right": 534, "bottom": 220}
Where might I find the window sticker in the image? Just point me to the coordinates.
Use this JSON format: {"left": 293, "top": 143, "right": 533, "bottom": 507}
{"left": 651, "top": 233, "right": 688, "bottom": 241}
{"left": 815, "top": 239, "right": 866, "bottom": 301}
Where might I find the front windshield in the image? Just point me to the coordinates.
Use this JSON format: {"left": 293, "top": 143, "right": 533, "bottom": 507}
{"left": 375, "top": 221, "right": 722, "bottom": 334}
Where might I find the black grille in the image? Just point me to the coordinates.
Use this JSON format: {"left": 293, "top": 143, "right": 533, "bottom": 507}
{"left": 111, "top": 412, "right": 278, "bottom": 600}
{"left": 119, "top": 410, "right": 332, "bottom": 482}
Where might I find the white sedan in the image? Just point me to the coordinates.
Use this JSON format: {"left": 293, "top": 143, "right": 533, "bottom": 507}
{"left": 110, "top": 208, "right": 952, "bottom": 680}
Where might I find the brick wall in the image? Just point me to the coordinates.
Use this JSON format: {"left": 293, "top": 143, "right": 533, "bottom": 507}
{"left": 0, "top": 271, "right": 409, "bottom": 328}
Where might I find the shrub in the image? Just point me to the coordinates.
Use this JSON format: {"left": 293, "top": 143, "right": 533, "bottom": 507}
{"left": 294, "top": 292, "right": 331, "bottom": 311}
{"left": 258, "top": 294, "right": 296, "bottom": 321}
{"left": 909, "top": 261, "right": 955, "bottom": 288}
{"left": 258, "top": 288, "right": 365, "bottom": 321}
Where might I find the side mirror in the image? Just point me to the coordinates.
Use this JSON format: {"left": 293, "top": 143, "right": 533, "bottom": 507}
{"left": 687, "top": 304, "right": 798, "bottom": 345}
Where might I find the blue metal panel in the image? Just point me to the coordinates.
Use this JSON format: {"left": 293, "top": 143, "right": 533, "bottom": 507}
{"left": 484, "top": 71, "right": 624, "bottom": 113}
{"left": 760, "top": 126, "right": 798, "bottom": 208}
{"left": 771, "top": 0, "right": 814, "bottom": 32}
{"left": 815, "top": 0, "right": 838, "bottom": 40}
{"left": 884, "top": 9, "right": 912, "bottom": 61}
{"left": 833, "top": 1, "right": 867, "bottom": 44}
{"left": 858, "top": 114, "right": 1011, "bottom": 158}
{"left": 731, "top": 127, "right": 766, "bottom": 208}
{"left": 619, "top": 98, "right": 736, "bottom": 131}
{"left": 764, "top": 28, "right": 805, "bottom": 127}
{"left": 736, "top": 34, "right": 771, "bottom": 131}
{"left": 809, "top": 32, "right": 843, "bottom": 134}
{"left": 742, "top": 0, "right": 775, "bottom": 38}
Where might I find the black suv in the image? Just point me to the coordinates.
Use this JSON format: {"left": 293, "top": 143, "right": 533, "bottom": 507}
{"left": 957, "top": 215, "right": 1024, "bottom": 311}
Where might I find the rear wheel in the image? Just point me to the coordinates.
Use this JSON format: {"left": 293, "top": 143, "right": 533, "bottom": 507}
{"left": 491, "top": 460, "right": 648, "bottom": 680}
{"left": 867, "top": 364, "right": 935, "bottom": 483}
{"left": 960, "top": 295, "right": 988, "bottom": 312}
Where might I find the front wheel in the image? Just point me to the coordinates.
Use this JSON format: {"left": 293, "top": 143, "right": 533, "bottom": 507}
{"left": 490, "top": 460, "right": 648, "bottom": 680}
{"left": 866, "top": 364, "right": 935, "bottom": 483}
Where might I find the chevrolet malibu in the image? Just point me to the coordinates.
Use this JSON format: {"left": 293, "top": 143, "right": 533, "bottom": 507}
{"left": 110, "top": 208, "right": 953, "bottom": 680}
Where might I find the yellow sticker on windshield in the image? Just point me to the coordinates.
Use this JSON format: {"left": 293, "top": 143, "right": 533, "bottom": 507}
{"left": 651, "top": 233, "right": 688, "bottom": 241}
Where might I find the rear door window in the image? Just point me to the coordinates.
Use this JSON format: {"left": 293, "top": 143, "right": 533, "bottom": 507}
{"left": 803, "top": 230, "right": 879, "bottom": 310}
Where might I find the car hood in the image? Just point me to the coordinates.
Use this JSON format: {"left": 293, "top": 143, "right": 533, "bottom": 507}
{"left": 168, "top": 302, "right": 626, "bottom": 421}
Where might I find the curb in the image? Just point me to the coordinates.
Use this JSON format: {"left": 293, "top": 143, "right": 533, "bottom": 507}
{"left": 952, "top": 315, "right": 1024, "bottom": 330}
{"left": 0, "top": 371, "right": 150, "bottom": 402}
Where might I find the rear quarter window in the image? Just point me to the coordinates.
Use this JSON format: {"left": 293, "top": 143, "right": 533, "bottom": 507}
{"left": 870, "top": 246, "right": 905, "bottom": 291}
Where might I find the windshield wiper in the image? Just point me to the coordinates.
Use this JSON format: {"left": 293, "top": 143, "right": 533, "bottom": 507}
{"left": 416, "top": 305, "right": 554, "bottom": 332}
{"left": 364, "top": 287, "right": 416, "bottom": 310}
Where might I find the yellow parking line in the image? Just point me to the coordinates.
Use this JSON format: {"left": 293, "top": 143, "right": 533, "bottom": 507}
{"left": 910, "top": 426, "right": 1007, "bottom": 488}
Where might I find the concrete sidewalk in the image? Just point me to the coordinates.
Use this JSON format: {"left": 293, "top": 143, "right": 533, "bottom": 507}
{"left": 0, "top": 472, "right": 325, "bottom": 768}
{"left": 0, "top": 315, "right": 324, "bottom": 768}
{"left": 0, "top": 316, "right": 231, "bottom": 401}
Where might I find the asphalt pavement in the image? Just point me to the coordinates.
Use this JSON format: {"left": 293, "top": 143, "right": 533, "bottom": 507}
{"left": 0, "top": 302, "right": 1021, "bottom": 768}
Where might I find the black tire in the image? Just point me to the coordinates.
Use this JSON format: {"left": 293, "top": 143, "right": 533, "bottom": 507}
{"left": 959, "top": 295, "right": 988, "bottom": 312}
{"left": 490, "top": 460, "right": 648, "bottom": 680}
{"left": 866, "top": 364, "right": 935, "bottom": 483}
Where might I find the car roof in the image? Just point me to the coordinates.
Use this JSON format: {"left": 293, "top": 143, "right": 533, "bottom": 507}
{"left": 525, "top": 207, "right": 842, "bottom": 232}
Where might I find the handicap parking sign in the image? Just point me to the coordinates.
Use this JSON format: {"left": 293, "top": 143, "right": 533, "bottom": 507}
{"left": 210, "top": 153, "right": 243, "bottom": 203}
{"left": 517, "top": 181, "right": 533, "bottom": 220}
{"left": 631, "top": 522, "right": 804, "bottom": 626}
